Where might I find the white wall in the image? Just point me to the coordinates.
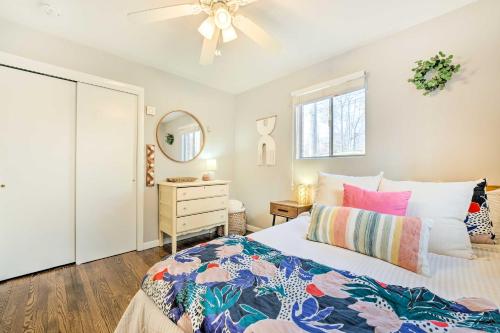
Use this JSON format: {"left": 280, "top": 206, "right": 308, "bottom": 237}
{"left": 0, "top": 18, "right": 236, "bottom": 244}
{"left": 2, "top": 0, "right": 499, "bottom": 236}
{"left": 233, "top": 0, "right": 500, "bottom": 229}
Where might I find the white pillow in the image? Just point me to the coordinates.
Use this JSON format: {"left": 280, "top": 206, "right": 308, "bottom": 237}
{"left": 379, "top": 178, "right": 477, "bottom": 259}
{"left": 428, "top": 218, "right": 474, "bottom": 259}
{"left": 379, "top": 178, "right": 477, "bottom": 221}
{"left": 315, "top": 172, "right": 383, "bottom": 206}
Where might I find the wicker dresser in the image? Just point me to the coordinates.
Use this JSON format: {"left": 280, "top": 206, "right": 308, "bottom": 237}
{"left": 158, "top": 180, "right": 230, "bottom": 253}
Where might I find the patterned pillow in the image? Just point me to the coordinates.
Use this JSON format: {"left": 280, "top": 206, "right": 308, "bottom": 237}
{"left": 465, "top": 179, "right": 496, "bottom": 244}
{"left": 488, "top": 190, "right": 500, "bottom": 237}
{"left": 307, "top": 204, "right": 432, "bottom": 275}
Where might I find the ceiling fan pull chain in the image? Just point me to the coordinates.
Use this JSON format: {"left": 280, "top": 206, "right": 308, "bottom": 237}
{"left": 215, "top": 35, "right": 223, "bottom": 57}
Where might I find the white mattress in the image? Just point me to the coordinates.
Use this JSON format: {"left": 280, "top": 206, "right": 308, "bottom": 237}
{"left": 251, "top": 215, "right": 500, "bottom": 305}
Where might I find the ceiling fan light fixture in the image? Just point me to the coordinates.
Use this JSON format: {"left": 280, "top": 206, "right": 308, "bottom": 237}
{"left": 222, "top": 25, "right": 238, "bottom": 43}
{"left": 127, "top": 0, "right": 280, "bottom": 65}
{"left": 198, "top": 16, "right": 216, "bottom": 39}
{"left": 214, "top": 7, "right": 232, "bottom": 30}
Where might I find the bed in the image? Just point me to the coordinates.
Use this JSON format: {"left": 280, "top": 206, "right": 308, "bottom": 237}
{"left": 115, "top": 215, "right": 500, "bottom": 332}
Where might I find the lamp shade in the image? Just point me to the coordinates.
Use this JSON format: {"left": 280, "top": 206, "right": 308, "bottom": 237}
{"left": 222, "top": 25, "right": 238, "bottom": 43}
{"left": 198, "top": 17, "right": 216, "bottom": 40}
{"left": 296, "top": 184, "right": 311, "bottom": 205}
{"left": 206, "top": 159, "right": 217, "bottom": 171}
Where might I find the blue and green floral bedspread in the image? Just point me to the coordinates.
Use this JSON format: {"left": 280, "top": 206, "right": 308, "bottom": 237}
{"left": 141, "top": 236, "right": 499, "bottom": 332}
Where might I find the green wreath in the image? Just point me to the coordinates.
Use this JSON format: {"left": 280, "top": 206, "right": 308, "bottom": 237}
{"left": 408, "top": 51, "right": 460, "bottom": 95}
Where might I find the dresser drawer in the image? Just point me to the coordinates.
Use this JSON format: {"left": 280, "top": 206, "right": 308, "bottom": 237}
{"left": 177, "top": 209, "right": 227, "bottom": 233}
{"left": 177, "top": 196, "right": 228, "bottom": 217}
{"left": 177, "top": 185, "right": 228, "bottom": 201}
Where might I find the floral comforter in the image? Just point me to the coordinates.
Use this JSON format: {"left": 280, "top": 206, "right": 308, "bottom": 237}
{"left": 141, "top": 236, "right": 499, "bottom": 333}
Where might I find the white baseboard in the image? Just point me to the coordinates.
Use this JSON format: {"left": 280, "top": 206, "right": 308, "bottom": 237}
{"left": 162, "top": 229, "right": 216, "bottom": 245}
{"left": 140, "top": 228, "right": 217, "bottom": 251}
{"left": 142, "top": 239, "right": 160, "bottom": 250}
{"left": 246, "top": 224, "right": 263, "bottom": 232}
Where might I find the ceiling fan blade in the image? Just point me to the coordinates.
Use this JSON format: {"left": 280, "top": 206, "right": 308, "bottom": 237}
{"left": 233, "top": 15, "right": 280, "bottom": 52}
{"left": 200, "top": 28, "right": 221, "bottom": 65}
{"left": 128, "top": 4, "right": 201, "bottom": 24}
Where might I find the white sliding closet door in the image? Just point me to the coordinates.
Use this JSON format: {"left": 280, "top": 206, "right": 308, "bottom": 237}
{"left": 0, "top": 66, "right": 76, "bottom": 281}
{"left": 76, "top": 83, "right": 137, "bottom": 264}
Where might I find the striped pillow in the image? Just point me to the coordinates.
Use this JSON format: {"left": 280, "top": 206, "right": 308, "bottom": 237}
{"left": 307, "top": 204, "right": 432, "bottom": 275}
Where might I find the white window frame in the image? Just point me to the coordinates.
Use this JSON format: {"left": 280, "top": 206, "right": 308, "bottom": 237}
{"left": 292, "top": 71, "right": 366, "bottom": 160}
{"left": 295, "top": 89, "right": 366, "bottom": 160}
{"left": 181, "top": 129, "right": 201, "bottom": 161}
{"left": 295, "top": 97, "right": 333, "bottom": 159}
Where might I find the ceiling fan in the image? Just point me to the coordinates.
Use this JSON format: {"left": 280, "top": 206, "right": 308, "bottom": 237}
{"left": 128, "top": 0, "right": 280, "bottom": 65}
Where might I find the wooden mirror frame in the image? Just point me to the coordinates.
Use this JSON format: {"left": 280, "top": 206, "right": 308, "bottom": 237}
{"left": 156, "top": 110, "right": 206, "bottom": 163}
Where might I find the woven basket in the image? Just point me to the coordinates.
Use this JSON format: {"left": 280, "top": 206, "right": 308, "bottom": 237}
{"left": 217, "top": 210, "right": 247, "bottom": 236}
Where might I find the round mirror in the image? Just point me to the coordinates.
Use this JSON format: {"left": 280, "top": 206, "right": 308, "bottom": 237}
{"left": 156, "top": 110, "right": 205, "bottom": 163}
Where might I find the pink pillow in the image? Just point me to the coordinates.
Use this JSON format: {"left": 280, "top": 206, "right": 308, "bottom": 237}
{"left": 343, "top": 183, "right": 412, "bottom": 216}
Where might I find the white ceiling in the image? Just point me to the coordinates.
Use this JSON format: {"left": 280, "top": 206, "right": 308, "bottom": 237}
{"left": 0, "top": 0, "right": 476, "bottom": 93}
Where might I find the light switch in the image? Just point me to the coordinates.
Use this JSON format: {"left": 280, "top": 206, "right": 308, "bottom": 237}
{"left": 146, "top": 106, "right": 156, "bottom": 116}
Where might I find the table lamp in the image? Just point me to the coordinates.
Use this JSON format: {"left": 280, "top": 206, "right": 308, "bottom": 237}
{"left": 203, "top": 159, "right": 217, "bottom": 181}
{"left": 296, "top": 184, "right": 311, "bottom": 205}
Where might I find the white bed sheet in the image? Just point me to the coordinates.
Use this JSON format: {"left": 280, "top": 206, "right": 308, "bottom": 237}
{"left": 252, "top": 215, "right": 500, "bottom": 305}
{"left": 115, "top": 290, "right": 186, "bottom": 333}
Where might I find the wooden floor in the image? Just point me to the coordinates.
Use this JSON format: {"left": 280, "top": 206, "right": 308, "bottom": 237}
{"left": 0, "top": 234, "right": 214, "bottom": 333}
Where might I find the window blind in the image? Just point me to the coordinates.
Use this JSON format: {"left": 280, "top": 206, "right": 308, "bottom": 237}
{"left": 291, "top": 71, "right": 366, "bottom": 106}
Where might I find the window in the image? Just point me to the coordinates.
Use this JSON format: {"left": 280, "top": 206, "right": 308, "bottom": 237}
{"left": 181, "top": 129, "right": 201, "bottom": 161}
{"left": 296, "top": 88, "right": 365, "bottom": 159}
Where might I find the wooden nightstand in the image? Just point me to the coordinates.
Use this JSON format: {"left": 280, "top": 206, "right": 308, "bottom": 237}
{"left": 270, "top": 200, "right": 313, "bottom": 226}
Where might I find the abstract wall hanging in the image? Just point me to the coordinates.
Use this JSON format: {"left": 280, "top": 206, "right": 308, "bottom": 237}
{"left": 146, "top": 144, "right": 155, "bottom": 187}
{"left": 256, "top": 115, "right": 277, "bottom": 166}
{"left": 408, "top": 51, "right": 461, "bottom": 95}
